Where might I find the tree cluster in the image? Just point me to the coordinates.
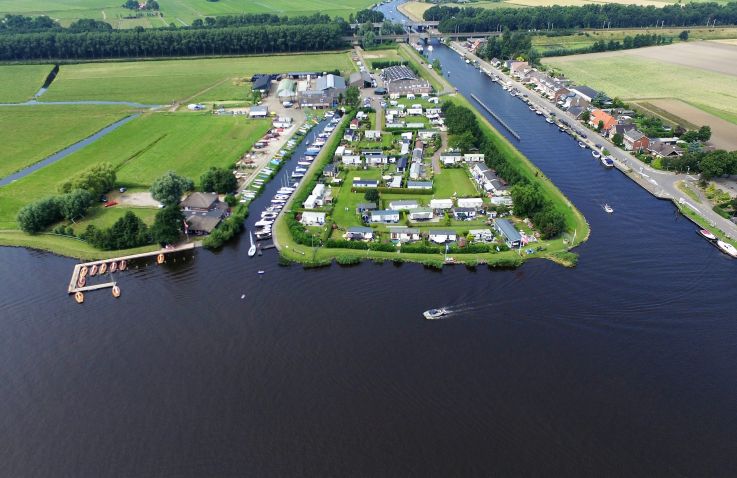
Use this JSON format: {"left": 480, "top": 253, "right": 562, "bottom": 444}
{"left": 479, "top": 31, "right": 533, "bottom": 61}
{"left": 200, "top": 167, "right": 237, "bottom": 194}
{"left": 81, "top": 211, "right": 151, "bottom": 250}
{"left": 660, "top": 149, "right": 737, "bottom": 179}
{"left": 352, "top": 9, "right": 385, "bottom": 24}
{"left": 150, "top": 171, "right": 194, "bottom": 207}
{"left": 122, "top": 0, "right": 159, "bottom": 11}
{"left": 17, "top": 189, "right": 93, "bottom": 233}
{"left": 59, "top": 162, "right": 116, "bottom": 198}
{"left": 544, "top": 33, "right": 673, "bottom": 58}
{"left": 425, "top": 3, "right": 737, "bottom": 32}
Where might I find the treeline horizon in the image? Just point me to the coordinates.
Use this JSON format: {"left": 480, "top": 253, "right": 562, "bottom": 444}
{"left": 424, "top": 2, "right": 737, "bottom": 31}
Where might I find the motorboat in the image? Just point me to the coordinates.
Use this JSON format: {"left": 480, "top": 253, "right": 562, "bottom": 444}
{"left": 291, "top": 172, "right": 305, "bottom": 179}
{"left": 270, "top": 198, "right": 286, "bottom": 204}
{"left": 717, "top": 240, "right": 737, "bottom": 258}
{"left": 423, "top": 308, "right": 449, "bottom": 320}
{"left": 261, "top": 212, "right": 279, "bottom": 219}
{"left": 545, "top": 117, "right": 554, "bottom": 124}
{"left": 297, "top": 161, "right": 312, "bottom": 166}
{"left": 274, "top": 194, "right": 290, "bottom": 200}
{"left": 578, "top": 142, "right": 587, "bottom": 149}
{"left": 254, "top": 219, "right": 274, "bottom": 227}
{"left": 603, "top": 203, "right": 614, "bottom": 214}
{"left": 295, "top": 167, "right": 308, "bottom": 173}
{"left": 248, "top": 231, "right": 257, "bottom": 257}
{"left": 592, "top": 151, "right": 602, "bottom": 159}
{"left": 255, "top": 232, "right": 272, "bottom": 240}
{"left": 699, "top": 229, "right": 717, "bottom": 241}
{"left": 535, "top": 110, "right": 543, "bottom": 115}
{"left": 601, "top": 156, "right": 615, "bottom": 168}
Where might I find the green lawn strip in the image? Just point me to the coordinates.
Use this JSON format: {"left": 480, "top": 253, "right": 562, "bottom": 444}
{"left": 677, "top": 181, "right": 701, "bottom": 204}
{"left": 43, "top": 52, "right": 355, "bottom": 104}
{"left": 0, "top": 113, "right": 270, "bottom": 228}
{"left": 433, "top": 168, "right": 479, "bottom": 197}
{"left": 0, "top": 104, "right": 135, "bottom": 178}
{"left": 68, "top": 205, "right": 159, "bottom": 235}
{"left": 0, "top": 64, "right": 53, "bottom": 103}
{"left": 0, "top": 230, "right": 159, "bottom": 261}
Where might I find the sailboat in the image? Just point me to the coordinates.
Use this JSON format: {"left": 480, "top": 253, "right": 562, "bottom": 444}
{"left": 248, "top": 230, "right": 257, "bottom": 257}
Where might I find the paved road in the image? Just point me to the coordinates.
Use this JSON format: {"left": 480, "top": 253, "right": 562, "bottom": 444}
{"left": 453, "top": 42, "right": 737, "bottom": 240}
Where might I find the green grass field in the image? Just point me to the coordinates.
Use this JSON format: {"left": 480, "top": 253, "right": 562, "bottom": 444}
{"left": 434, "top": 168, "right": 478, "bottom": 197}
{"left": 544, "top": 55, "right": 737, "bottom": 121}
{"left": 43, "top": 53, "right": 355, "bottom": 104}
{"left": 0, "top": 112, "right": 270, "bottom": 229}
{"left": 0, "top": 104, "right": 134, "bottom": 178}
{"left": 0, "top": 0, "right": 375, "bottom": 28}
{"left": 0, "top": 65, "right": 54, "bottom": 103}
{"left": 68, "top": 205, "right": 159, "bottom": 234}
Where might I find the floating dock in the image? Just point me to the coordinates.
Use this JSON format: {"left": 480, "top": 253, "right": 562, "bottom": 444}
{"left": 67, "top": 243, "right": 195, "bottom": 294}
{"left": 470, "top": 93, "right": 521, "bottom": 141}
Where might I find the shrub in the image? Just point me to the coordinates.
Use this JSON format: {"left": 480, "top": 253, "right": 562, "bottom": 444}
{"left": 17, "top": 196, "right": 62, "bottom": 233}
{"left": 58, "top": 162, "right": 116, "bottom": 198}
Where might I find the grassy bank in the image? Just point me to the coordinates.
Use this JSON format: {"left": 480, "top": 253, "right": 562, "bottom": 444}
{"left": 0, "top": 64, "right": 53, "bottom": 103}
{"left": 0, "top": 230, "right": 160, "bottom": 260}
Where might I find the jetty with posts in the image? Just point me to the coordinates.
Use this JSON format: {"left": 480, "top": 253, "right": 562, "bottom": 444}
{"left": 67, "top": 243, "right": 195, "bottom": 294}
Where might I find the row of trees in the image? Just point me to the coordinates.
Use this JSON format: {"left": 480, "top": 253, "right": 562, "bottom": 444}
{"left": 426, "top": 3, "right": 737, "bottom": 32}
{"left": 17, "top": 189, "right": 93, "bottom": 233}
{"left": 660, "top": 149, "right": 737, "bottom": 180}
{"left": 59, "top": 162, "right": 116, "bottom": 198}
{"left": 544, "top": 33, "right": 673, "bottom": 57}
{"left": 0, "top": 22, "right": 346, "bottom": 60}
{"left": 478, "top": 31, "right": 534, "bottom": 63}
{"left": 122, "top": 0, "right": 159, "bottom": 10}
{"left": 442, "top": 102, "right": 567, "bottom": 238}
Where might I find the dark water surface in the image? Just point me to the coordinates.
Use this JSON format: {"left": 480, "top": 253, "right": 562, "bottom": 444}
{"left": 1, "top": 19, "right": 737, "bottom": 477}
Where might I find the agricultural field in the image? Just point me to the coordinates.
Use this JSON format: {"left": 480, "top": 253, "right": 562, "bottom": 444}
{"left": 0, "top": 0, "right": 376, "bottom": 28}
{"left": 544, "top": 43, "right": 737, "bottom": 140}
{"left": 42, "top": 53, "right": 355, "bottom": 104}
{"left": 0, "top": 65, "right": 54, "bottom": 103}
{"left": 0, "top": 104, "right": 135, "bottom": 179}
{"left": 0, "top": 112, "right": 270, "bottom": 229}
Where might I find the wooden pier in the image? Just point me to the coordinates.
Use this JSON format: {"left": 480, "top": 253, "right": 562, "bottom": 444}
{"left": 67, "top": 243, "right": 195, "bottom": 294}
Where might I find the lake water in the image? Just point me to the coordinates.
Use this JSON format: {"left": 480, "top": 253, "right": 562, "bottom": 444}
{"left": 1, "top": 12, "right": 736, "bottom": 475}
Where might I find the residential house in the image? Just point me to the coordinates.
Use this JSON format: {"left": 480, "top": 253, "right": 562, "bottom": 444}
{"left": 300, "top": 211, "right": 326, "bottom": 226}
{"left": 342, "top": 155, "right": 362, "bottom": 165}
{"left": 494, "top": 219, "right": 522, "bottom": 248}
{"left": 623, "top": 129, "right": 650, "bottom": 152}
{"left": 430, "top": 198, "right": 454, "bottom": 210}
{"left": 490, "top": 196, "right": 513, "bottom": 207}
{"left": 569, "top": 85, "right": 599, "bottom": 103}
{"left": 180, "top": 192, "right": 229, "bottom": 235}
{"left": 323, "top": 163, "right": 337, "bottom": 178}
{"left": 508, "top": 61, "right": 529, "bottom": 79}
{"left": 180, "top": 192, "right": 222, "bottom": 213}
{"left": 457, "top": 197, "right": 484, "bottom": 209}
{"left": 388, "top": 176, "right": 403, "bottom": 188}
{"left": 409, "top": 162, "right": 424, "bottom": 180}
{"left": 409, "top": 207, "right": 434, "bottom": 221}
{"left": 429, "top": 229, "right": 458, "bottom": 244}
{"left": 490, "top": 57, "right": 501, "bottom": 68}
{"left": 589, "top": 109, "right": 617, "bottom": 133}
{"left": 389, "top": 199, "right": 419, "bottom": 211}
{"left": 469, "top": 229, "right": 494, "bottom": 242}
{"left": 370, "top": 210, "right": 400, "bottom": 223}
{"left": 388, "top": 226, "right": 420, "bottom": 243}
{"left": 353, "top": 179, "right": 379, "bottom": 188}
{"left": 345, "top": 226, "right": 374, "bottom": 241}
{"left": 343, "top": 129, "right": 357, "bottom": 142}
{"left": 609, "top": 123, "right": 635, "bottom": 139}
{"left": 350, "top": 119, "right": 360, "bottom": 130}
{"left": 452, "top": 207, "right": 476, "bottom": 220}
{"left": 397, "top": 156, "right": 408, "bottom": 173}
{"left": 464, "top": 153, "right": 484, "bottom": 163}
{"left": 441, "top": 151, "right": 463, "bottom": 165}
{"left": 648, "top": 140, "right": 683, "bottom": 158}
{"left": 364, "top": 130, "right": 381, "bottom": 140}
{"left": 407, "top": 180, "right": 432, "bottom": 190}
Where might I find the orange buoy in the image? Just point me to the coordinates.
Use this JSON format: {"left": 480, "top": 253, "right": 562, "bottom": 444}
{"left": 119, "top": 260, "right": 127, "bottom": 271}
{"left": 99, "top": 262, "right": 107, "bottom": 274}
{"left": 112, "top": 285, "right": 121, "bottom": 298}
{"left": 157, "top": 253, "right": 165, "bottom": 264}
{"left": 74, "top": 291, "right": 84, "bottom": 304}
{"left": 77, "top": 275, "right": 86, "bottom": 288}
{"left": 80, "top": 266, "right": 88, "bottom": 278}
{"left": 110, "top": 261, "right": 118, "bottom": 273}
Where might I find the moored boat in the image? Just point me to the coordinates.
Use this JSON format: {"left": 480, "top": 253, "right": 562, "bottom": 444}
{"left": 119, "top": 260, "right": 127, "bottom": 271}
{"left": 592, "top": 150, "right": 601, "bottom": 159}
{"left": 110, "top": 261, "right": 118, "bottom": 273}
{"left": 90, "top": 264, "right": 98, "bottom": 276}
{"left": 578, "top": 142, "right": 587, "bottom": 149}
{"left": 77, "top": 276, "right": 86, "bottom": 288}
{"left": 698, "top": 229, "right": 717, "bottom": 241}
{"left": 717, "top": 240, "right": 737, "bottom": 258}
{"left": 74, "top": 291, "right": 84, "bottom": 304}
{"left": 99, "top": 262, "right": 107, "bottom": 274}
{"left": 423, "top": 308, "right": 449, "bottom": 320}
{"left": 80, "top": 266, "right": 89, "bottom": 278}
{"left": 157, "top": 253, "right": 165, "bottom": 264}
{"left": 601, "top": 156, "right": 615, "bottom": 168}
{"left": 112, "top": 285, "right": 121, "bottom": 298}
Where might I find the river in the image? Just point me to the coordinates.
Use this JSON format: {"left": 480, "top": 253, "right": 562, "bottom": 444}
{"left": 1, "top": 4, "right": 736, "bottom": 475}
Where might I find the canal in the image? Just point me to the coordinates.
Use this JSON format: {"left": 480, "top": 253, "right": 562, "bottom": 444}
{"left": 1, "top": 10, "right": 736, "bottom": 476}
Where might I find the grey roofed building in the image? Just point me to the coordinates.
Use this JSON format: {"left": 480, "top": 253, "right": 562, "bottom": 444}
{"left": 180, "top": 192, "right": 220, "bottom": 211}
{"left": 353, "top": 179, "right": 379, "bottom": 188}
{"left": 407, "top": 180, "right": 432, "bottom": 189}
{"left": 349, "top": 71, "right": 373, "bottom": 87}
{"left": 389, "top": 199, "right": 419, "bottom": 209}
{"left": 624, "top": 129, "right": 647, "bottom": 142}
{"left": 610, "top": 123, "right": 635, "bottom": 136}
{"left": 346, "top": 226, "right": 374, "bottom": 239}
{"left": 322, "top": 163, "right": 337, "bottom": 177}
{"left": 383, "top": 65, "right": 432, "bottom": 95}
{"left": 397, "top": 156, "right": 408, "bottom": 172}
{"left": 185, "top": 212, "right": 223, "bottom": 235}
{"left": 494, "top": 219, "right": 522, "bottom": 247}
{"left": 287, "top": 71, "right": 319, "bottom": 79}
{"left": 383, "top": 65, "right": 417, "bottom": 82}
{"left": 356, "top": 202, "right": 377, "bottom": 212}
{"left": 316, "top": 74, "right": 346, "bottom": 92}
{"left": 570, "top": 85, "right": 599, "bottom": 102}
{"left": 251, "top": 74, "right": 272, "bottom": 92}
{"left": 567, "top": 106, "right": 585, "bottom": 119}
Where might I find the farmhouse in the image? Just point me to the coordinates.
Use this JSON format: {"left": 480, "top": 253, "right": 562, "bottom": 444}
{"left": 345, "top": 226, "right": 374, "bottom": 241}
{"left": 382, "top": 65, "right": 432, "bottom": 95}
{"left": 298, "top": 74, "right": 346, "bottom": 108}
{"left": 389, "top": 199, "right": 419, "bottom": 210}
{"left": 301, "top": 211, "right": 326, "bottom": 226}
{"left": 623, "top": 129, "right": 650, "bottom": 152}
{"left": 409, "top": 207, "right": 433, "bottom": 221}
{"left": 388, "top": 227, "right": 421, "bottom": 242}
{"left": 429, "top": 229, "right": 458, "bottom": 244}
{"left": 371, "top": 210, "right": 400, "bottom": 223}
{"left": 494, "top": 219, "right": 522, "bottom": 248}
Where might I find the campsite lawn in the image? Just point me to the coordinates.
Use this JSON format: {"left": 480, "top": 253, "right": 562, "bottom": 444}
{"left": 43, "top": 53, "right": 355, "bottom": 104}
{"left": 68, "top": 205, "right": 158, "bottom": 235}
{"left": 0, "top": 113, "right": 270, "bottom": 229}
{"left": 0, "top": 65, "right": 54, "bottom": 103}
{"left": 0, "top": 104, "right": 135, "bottom": 178}
{"left": 433, "top": 168, "right": 479, "bottom": 198}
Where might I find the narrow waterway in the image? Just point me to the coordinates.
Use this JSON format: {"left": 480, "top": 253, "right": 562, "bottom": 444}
{"left": 0, "top": 7, "right": 736, "bottom": 475}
